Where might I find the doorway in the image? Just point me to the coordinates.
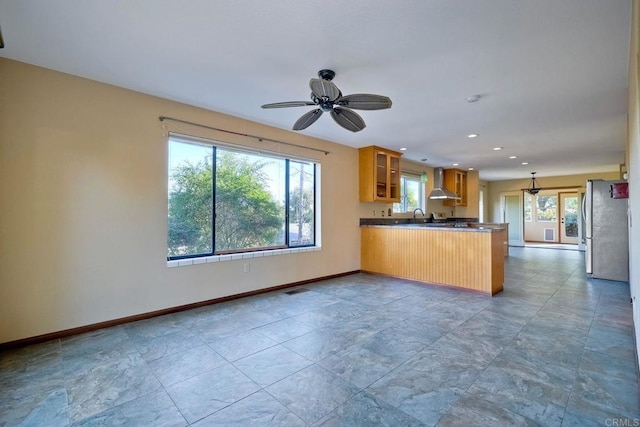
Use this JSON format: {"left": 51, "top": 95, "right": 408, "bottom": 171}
{"left": 522, "top": 189, "right": 580, "bottom": 246}
{"left": 559, "top": 192, "right": 579, "bottom": 244}
{"left": 500, "top": 192, "right": 524, "bottom": 247}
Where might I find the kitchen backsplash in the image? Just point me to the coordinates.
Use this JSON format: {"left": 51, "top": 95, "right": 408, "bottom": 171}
{"left": 358, "top": 199, "right": 448, "bottom": 219}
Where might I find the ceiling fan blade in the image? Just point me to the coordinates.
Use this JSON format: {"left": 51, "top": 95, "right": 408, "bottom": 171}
{"left": 309, "top": 78, "right": 341, "bottom": 102}
{"left": 293, "top": 109, "right": 323, "bottom": 131}
{"left": 261, "top": 101, "right": 316, "bottom": 109}
{"left": 337, "top": 94, "right": 392, "bottom": 110}
{"left": 331, "top": 107, "right": 366, "bottom": 132}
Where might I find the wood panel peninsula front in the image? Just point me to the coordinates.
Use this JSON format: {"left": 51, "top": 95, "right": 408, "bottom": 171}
{"left": 361, "top": 224, "right": 506, "bottom": 295}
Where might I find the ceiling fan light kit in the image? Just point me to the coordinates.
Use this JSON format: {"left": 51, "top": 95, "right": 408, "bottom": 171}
{"left": 262, "top": 69, "right": 392, "bottom": 132}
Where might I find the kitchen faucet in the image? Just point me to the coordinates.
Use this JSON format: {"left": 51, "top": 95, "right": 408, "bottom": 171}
{"left": 413, "top": 208, "right": 425, "bottom": 220}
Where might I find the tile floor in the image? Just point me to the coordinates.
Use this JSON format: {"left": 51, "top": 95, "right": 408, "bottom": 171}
{"left": 1, "top": 247, "right": 639, "bottom": 426}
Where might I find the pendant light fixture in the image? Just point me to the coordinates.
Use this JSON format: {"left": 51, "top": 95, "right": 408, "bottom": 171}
{"left": 420, "top": 158, "right": 428, "bottom": 183}
{"left": 526, "top": 172, "right": 541, "bottom": 195}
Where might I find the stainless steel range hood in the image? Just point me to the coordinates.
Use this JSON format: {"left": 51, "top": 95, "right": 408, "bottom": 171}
{"left": 428, "top": 168, "right": 460, "bottom": 200}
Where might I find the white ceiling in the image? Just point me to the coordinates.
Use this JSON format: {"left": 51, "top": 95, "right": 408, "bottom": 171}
{"left": 0, "top": 0, "right": 631, "bottom": 180}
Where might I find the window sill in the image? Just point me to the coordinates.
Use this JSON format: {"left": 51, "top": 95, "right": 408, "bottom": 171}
{"left": 167, "top": 246, "right": 322, "bottom": 268}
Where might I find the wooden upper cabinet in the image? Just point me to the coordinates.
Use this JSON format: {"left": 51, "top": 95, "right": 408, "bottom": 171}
{"left": 443, "top": 168, "right": 467, "bottom": 206}
{"left": 359, "top": 146, "right": 402, "bottom": 202}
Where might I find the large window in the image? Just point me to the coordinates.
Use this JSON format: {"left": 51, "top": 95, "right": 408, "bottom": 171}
{"left": 393, "top": 175, "right": 424, "bottom": 213}
{"left": 524, "top": 193, "right": 532, "bottom": 221}
{"left": 535, "top": 195, "right": 557, "bottom": 222}
{"left": 168, "top": 136, "right": 316, "bottom": 259}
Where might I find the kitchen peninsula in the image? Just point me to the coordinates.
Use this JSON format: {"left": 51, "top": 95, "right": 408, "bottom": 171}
{"left": 360, "top": 223, "right": 506, "bottom": 295}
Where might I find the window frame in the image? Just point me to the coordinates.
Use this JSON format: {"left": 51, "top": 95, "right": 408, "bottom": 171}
{"left": 393, "top": 173, "right": 425, "bottom": 213}
{"left": 534, "top": 194, "right": 558, "bottom": 222}
{"left": 524, "top": 192, "right": 532, "bottom": 222}
{"left": 167, "top": 135, "right": 317, "bottom": 261}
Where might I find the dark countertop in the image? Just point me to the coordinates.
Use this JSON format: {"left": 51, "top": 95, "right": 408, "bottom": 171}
{"left": 359, "top": 217, "right": 479, "bottom": 226}
{"left": 359, "top": 217, "right": 504, "bottom": 232}
{"left": 360, "top": 223, "right": 504, "bottom": 233}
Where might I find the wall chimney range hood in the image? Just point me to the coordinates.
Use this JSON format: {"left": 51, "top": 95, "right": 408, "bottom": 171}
{"left": 428, "top": 168, "right": 460, "bottom": 200}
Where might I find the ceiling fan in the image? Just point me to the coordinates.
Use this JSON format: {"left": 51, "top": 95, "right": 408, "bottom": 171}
{"left": 261, "top": 69, "right": 392, "bottom": 132}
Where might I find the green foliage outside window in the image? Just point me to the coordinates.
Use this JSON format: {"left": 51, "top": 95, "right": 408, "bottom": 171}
{"left": 563, "top": 196, "right": 579, "bottom": 237}
{"left": 167, "top": 140, "right": 314, "bottom": 259}
{"left": 214, "top": 152, "right": 284, "bottom": 252}
{"left": 394, "top": 176, "right": 423, "bottom": 213}
{"left": 288, "top": 162, "right": 315, "bottom": 245}
{"left": 168, "top": 158, "right": 214, "bottom": 256}
{"left": 524, "top": 194, "right": 532, "bottom": 221}
{"left": 535, "top": 195, "right": 557, "bottom": 221}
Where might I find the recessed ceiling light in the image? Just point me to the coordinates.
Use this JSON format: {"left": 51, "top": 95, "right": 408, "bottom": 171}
{"left": 521, "top": 162, "right": 529, "bottom": 165}
{"left": 467, "top": 134, "right": 479, "bottom": 138}
{"left": 468, "top": 167, "right": 475, "bottom": 171}
{"left": 399, "top": 147, "right": 407, "bottom": 151}
{"left": 466, "top": 95, "right": 481, "bottom": 103}
{"left": 452, "top": 163, "right": 459, "bottom": 166}
{"left": 509, "top": 156, "right": 517, "bottom": 159}
{"left": 493, "top": 147, "right": 503, "bottom": 151}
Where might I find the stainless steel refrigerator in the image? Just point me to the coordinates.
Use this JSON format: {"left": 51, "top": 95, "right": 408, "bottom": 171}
{"left": 583, "top": 180, "right": 629, "bottom": 282}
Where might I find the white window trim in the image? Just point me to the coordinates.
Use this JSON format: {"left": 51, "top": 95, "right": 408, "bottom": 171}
{"left": 394, "top": 173, "right": 425, "bottom": 213}
{"left": 167, "top": 246, "right": 323, "bottom": 268}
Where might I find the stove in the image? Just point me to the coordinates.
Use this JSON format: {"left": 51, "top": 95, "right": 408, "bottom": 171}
{"left": 431, "top": 212, "right": 447, "bottom": 222}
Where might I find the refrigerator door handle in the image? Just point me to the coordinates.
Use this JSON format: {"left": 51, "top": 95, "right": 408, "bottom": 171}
{"left": 586, "top": 238, "right": 592, "bottom": 274}
{"left": 585, "top": 181, "right": 592, "bottom": 239}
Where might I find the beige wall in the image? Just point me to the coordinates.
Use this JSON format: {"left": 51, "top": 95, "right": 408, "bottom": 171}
{"left": 627, "top": 0, "right": 640, "bottom": 367}
{"left": 522, "top": 189, "right": 580, "bottom": 243}
{"left": 0, "top": 58, "right": 361, "bottom": 344}
{"left": 453, "top": 170, "right": 480, "bottom": 219}
{"left": 356, "top": 160, "right": 477, "bottom": 220}
{"left": 486, "top": 171, "right": 620, "bottom": 223}
{"left": 479, "top": 180, "right": 489, "bottom": 222}
{"left": 356, "top": 157, "right": 413, "bottom": 220}
{"left": 358, "top": 160, "right": 439, "bottom": 219}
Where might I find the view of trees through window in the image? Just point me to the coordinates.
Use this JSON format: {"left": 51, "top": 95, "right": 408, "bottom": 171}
{"left": 168, "top": 138, "right": 315, "bottom": 259}
{"left": 563, "top": 196, "right": 579, "bottom": 237}
{"left": 535, "top": 195, "right": 557, "bottom": 221}
{"left": 168, "top": 142, "right": 213, "bottom": 256}
{"left": 213, "top": 150, "right": 285, "bottom": 252}
{"left": 524, "top": 193, "right": 532, "bottom": 221}
{"left": 524, "top": 192, "right": 562, "bottom": 223}
{"left": 288, "top": 161, "right": 315, "bottom": 246}
{"left": 394, "top": 175, "right": 423, "bottom": 213}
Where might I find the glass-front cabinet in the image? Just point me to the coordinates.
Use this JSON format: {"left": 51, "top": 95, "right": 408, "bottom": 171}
{"left": 359, "top": 146, "right": 402, "bottom": 202}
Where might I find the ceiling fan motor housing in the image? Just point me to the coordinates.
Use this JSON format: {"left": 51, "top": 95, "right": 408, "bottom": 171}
{"left": 318, "top": 69, "right": 335, "bottom": 81}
